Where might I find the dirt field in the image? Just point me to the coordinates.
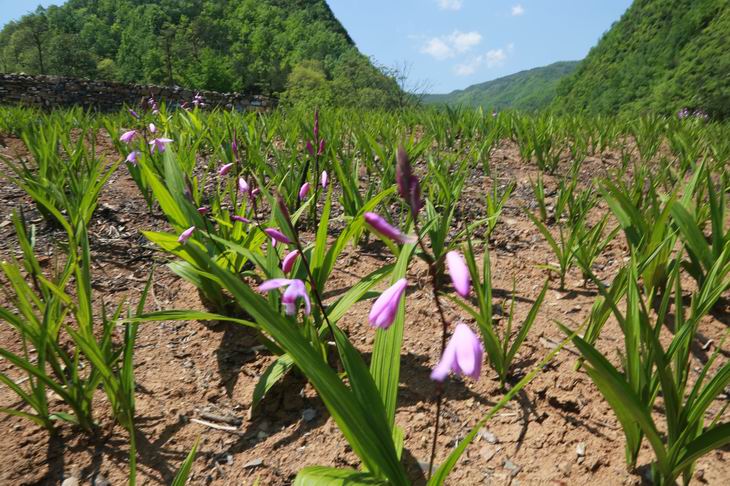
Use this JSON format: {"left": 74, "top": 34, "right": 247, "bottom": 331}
{"left": 0, "top": 134, "right": 727, "bottom": 485}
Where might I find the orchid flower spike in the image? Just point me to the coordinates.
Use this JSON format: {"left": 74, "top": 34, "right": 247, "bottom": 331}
{"left": 218, "top": 162, "right": 234, "bottom": 176}
{"left": 149, "top": 137, "right": 173, "bottom": 153}
{"left": 282, "top": 250, "right": 300, "bottom": 273}
{"left": 446, "top": 251, "right": 471, "bottom": 298}
{"left": 259, "top": 278, "right": 311, "bottom": 316}
{"left": 364, "top": 212, "right": 415, "bottom": 244}
{"left": 321, "top": 170, "right": 328, "bottom": 189}
{"left": 178, "top": 226, "right": 195, "bottom": 244}
{"left": 125, "top": 150, "right": 140, "bottom": 166}
{"left": 430, "top": 323, "right": 484, "bottom": 382}
{"left": 369, "top": 278, "right": 408, "bottom": 329}
{"left": 120, "top": 130, "right": 137, "bottom": 143}
{"left": 313, "top": 109, "right": 319, "bottom": 140}
{"left": 264, "top": 228, "right": 291, "bottom": 245}
{"left": 299, "top": 182, "right": 310, "bottom": 200}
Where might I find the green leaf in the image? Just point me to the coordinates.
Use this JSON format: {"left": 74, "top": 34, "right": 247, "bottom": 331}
{"left": 369, "top": 242, "right": 415, "bottom": 428}
{"left": 251, "top": 354, "right": 295, "bottom": 413}
{"left": 294, "top": 466, "right": 386, "bottom": 486}
{"left": 171, "top": 438, "right": 200, "bottom": 486}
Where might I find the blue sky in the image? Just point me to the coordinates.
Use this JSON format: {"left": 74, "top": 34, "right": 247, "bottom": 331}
{"left": 1, "top": 0, "right": 633, "bottom": 93}
{"left": 327, "top": 0, "right": 633, "bottom": 93}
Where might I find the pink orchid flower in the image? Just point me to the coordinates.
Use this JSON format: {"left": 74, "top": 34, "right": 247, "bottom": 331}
{"left": 119, "top": 130, "right": 137, "bottom": 143}
{"left": 369, "top": 278, "right": 408, "bottom": 329}
{"left": 259, "top": 278, "right": 311, "bottom": 315}
{"left": 364, "top": 212, "right": 415, "bottom": 244}
{"left": 219, "top": 162, "right": 234, "bottom": 176}
{"left": 264, "top": 228, "right": 291, "bottom": 244}
{"left": 282, "top": 250, "right": 300, "bottom": 273}
{"left": 446, "top": 251, "right": 471, "bottom": 298}
{"left": 125, "top": 150, "right": 140, "bottom": 166}
{"left": 149, "top": 137, "right": 173, "bottom": 153}
{"left": 430, "top": 323, "right": 484, "bottom": 382}
{"left": 178, "top": 226, "right": 195, "bottom": 244}
{"left": 299, "top": 182, "right": 310, "bottom": 200}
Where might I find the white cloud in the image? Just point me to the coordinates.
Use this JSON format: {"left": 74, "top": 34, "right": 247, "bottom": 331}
{"left": 421, "top": 30, "right": 482, "bottom": 60}
{"left": 437, "top": 0, "right": 463, "bottom": 10}
{"left": 511, "top": 4, "right": 525, "bottom": 16}
{"left": 455, "top": 60, "right": 479, "bottom": 76}
{"left": 453, "top": 44, "right": 512, "bottom": 76}
{"left": 485, "top": 48, "right": 507, "bottom": 68}
{"left": 421, "top": 38, "right": 453, "bottom": 60}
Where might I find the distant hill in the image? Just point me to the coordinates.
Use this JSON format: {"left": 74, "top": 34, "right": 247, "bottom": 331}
{"left": 554, "top": 0, "right": 730, "bottom": 118}
{"left": 0, "top": 0, "right": 401, "bottom": 108}
{"left": 423, "top": 61, "right": 579, "bottom": 111}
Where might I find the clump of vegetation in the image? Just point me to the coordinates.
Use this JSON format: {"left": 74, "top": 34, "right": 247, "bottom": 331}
{"left": 0, "top": 0, "right": 403, "bottom": 108}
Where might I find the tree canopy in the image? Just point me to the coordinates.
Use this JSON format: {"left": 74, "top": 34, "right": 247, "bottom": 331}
{"left": 554, "top": 0, "right": 730, "bottom": 119}
{"left": 0, "top": 0, "right": 402, "bottom": 108}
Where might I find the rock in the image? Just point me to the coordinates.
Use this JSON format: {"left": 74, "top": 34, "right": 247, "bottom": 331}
{"left": 477, "top": 429, "right": 498, "bottom": 444}
{"left": 93, "top": 474, "right": 111, "bottom": 486}
{"left": 244, "top": 458, "right": 263, "bottom": 469}
{"left": 503, "top": 459, "right": 522, "bottom": 477}
{"left": 61, "top": 478, "right": 79, "bottom": 486}
{"left": 302, "top": 408, "right": 317, "bottom": 422}
{"left": 576, "top": 442, "right": 586, "bottom": 457}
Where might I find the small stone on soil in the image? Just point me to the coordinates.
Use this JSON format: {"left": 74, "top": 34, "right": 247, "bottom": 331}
{"left": 302, "top": 408, "right": 317, "bottom": 422}
{"left": 576, "top": 442, "right": 586, "bottom": 457}
{"left": 244, "top": 458, "right": 263, "bottom": 468}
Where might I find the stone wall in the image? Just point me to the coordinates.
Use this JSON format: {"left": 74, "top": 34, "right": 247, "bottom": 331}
{"left": 0, "top": 73, "right": 274, "bottom": 112}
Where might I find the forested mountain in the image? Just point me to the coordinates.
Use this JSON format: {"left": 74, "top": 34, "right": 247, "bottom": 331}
{"left": 423, "top": 61, "right": 578, "bottom": 111}
{"left": 0, "top": 0, "right": 402, "bottom": 107}
{"left": 554, "top": 0, "right": 730, "bottom": 118}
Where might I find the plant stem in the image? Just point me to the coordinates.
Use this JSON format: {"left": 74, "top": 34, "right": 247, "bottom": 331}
{"left": 412, "top": 219, "right": 451, "bottom": 479}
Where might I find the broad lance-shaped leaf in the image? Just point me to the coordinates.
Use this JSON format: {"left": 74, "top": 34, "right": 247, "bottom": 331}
{"left": 294, "top": 466, "right": 385, "bottom": 485}
{"left": 559, "top": 324, "right": 672, "bottom": 478}
{"left": 369, "top": 242, "right": 415, "bottom": 429}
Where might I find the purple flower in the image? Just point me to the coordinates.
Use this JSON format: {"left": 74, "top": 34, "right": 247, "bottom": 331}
{"left": 178, "top": 226, "right": 195, "bottom": 244}
{"left": 282, "top": 250, "right": 300, "bottom": 273}
{"left": 120, "top": 130, "right": 137, "bottom": 143}
{"left": 259, "top": 278, "right": 311, "bottom": 315}
{"left": 446, "top": 251, "right": 471, "bottom": 298}
{"left": 369, "top": 278, "right": 407, "bottom": 329}
{"left": 306, "top": 140, "right": 315, "bottom": 157}
{"left": 149, "top": 123, "right": 156, "bottom": 134}
{"left": 430, "top": 323, "right": 484, "bottom": 382}
{"left": 149, "top": 137, "right": 173, "bottom": 153}
{"left": 299, "top": 182, "right": 310, "bottom": 200}
{"left": 231, "top": 215, "right": 251, "bottom": 224}
{"left": 264, "top": 228, "right": 291, "bottom": 244}
{"left": 218, "top": 162, "right": 234, "bottom": 176}
{"left": 238, "top": 177, "right": 250, "bottom": 195}
{"left": 197, "top": 207, "right": 209, "bottom": 215}
{"left": 317, "top": 138, "right": 325, "bottom": 156}
{"left": 321, "top": 171, "right": 328, "bottom": 189}
{"left": 364, "top": 212, "right": 415, "bottom": 244}
{"left": 125, "top": 150, "right": 140, "bottom": 166}
{"left": 129, "top": 109, "right": 140, "bottom": 119}
{"left": 251, "top": 188, "right": 260, "bottom": 198}
{"left": 231, "top": 137, "right": 239, "bottom": 159}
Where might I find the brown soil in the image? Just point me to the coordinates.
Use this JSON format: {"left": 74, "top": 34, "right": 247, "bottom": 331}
{"left": 0, "top": 134, "right": 727, "bottom": 485}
